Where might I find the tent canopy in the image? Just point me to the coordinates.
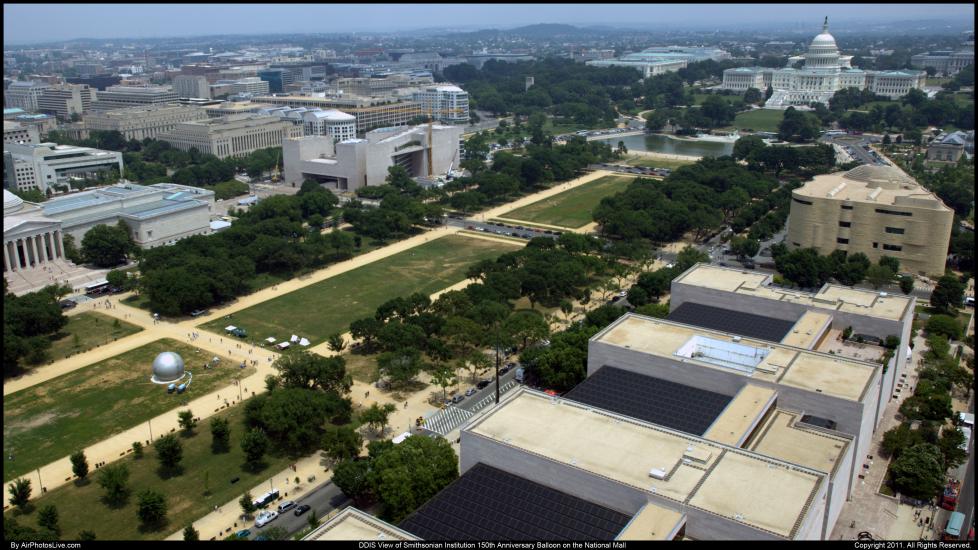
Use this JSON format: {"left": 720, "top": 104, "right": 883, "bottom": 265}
{"left": 299, "top": 338, "right": 310, "bottom": 346}
{"left": 265, "top": 337, "right": 276, "bottom": 343}
{"left": 225, "top": 325, "right": 237, "bottom": 332}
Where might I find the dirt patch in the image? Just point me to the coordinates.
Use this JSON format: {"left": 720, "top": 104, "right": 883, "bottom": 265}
{"left": 3, "top": 411, "right": 60, "bottom": 437}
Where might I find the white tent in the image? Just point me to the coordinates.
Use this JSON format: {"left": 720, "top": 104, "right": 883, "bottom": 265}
{"left": 225, "top": 325, "right": 237, "bottom": 332}
{"left": 290, "top": 334, "right": 299, "bottom": 343}
{"left": 299, "top": 338, "right": 310, "bottom": 347}
{"left": 265, "top": 337, "right": 276, "bottom": 343}
{"left": 392, "top": 432, "right": 412, "bottom": 444}
{"left": 276, "top": 342, "right": 291, "bottom": 350}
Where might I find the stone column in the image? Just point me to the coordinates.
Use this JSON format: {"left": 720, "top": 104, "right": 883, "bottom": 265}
{"left": 34, "top": 235, "right": 43, "bottom": 265}
{"left": 2, "top": 241, "right": 9, "bottom": 272}
{"left": 15, "top": 239, "right": 24, "bottom": 270}
{"left": 54, "top": 230, "right": 63, "bottom": 259}
{"left": 7, "top": 241, "right": 16, "bottom": 271}
{"left": 42, "top": 233, "right": 51, "bottom": 262}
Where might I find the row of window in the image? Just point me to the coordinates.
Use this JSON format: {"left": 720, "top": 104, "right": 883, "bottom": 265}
{"left": 838, "top": 238, "right": 903, "bottom": 252}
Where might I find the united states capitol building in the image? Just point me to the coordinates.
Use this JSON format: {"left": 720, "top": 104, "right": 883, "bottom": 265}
{"left": 722, "top": 17, "right": 926, "bottom": 108}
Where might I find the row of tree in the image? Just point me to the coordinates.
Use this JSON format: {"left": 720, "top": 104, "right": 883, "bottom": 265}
{"left": 772, "top": 245, "right": 912, "bottom": 291}
{"left": 4, "top": 281, "right": 70, "bottom": 377}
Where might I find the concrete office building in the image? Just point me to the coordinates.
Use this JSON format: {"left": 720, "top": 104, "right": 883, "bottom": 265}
{"left": 911, "top": 34, "right": 974, "bottom": 76}
{"left": 172, "top": 75, "right": 212, "bottom": 99}
{"left": 4, "top": 142, "right": 124, "bottom": 194}
{"left": 83, "top": 104, "right": 209, "bottom": 141}
{"left": 37, "top": 84, "right": 95, "bottom": 120}
{"left": 283, "top": 123, "right": 462, "bottom": 191}
{"left": 411, "top": 85, "right": 470, "bottom": 124}
{"left": 588, "top": 46, "right": 730, "bottom": 78}
{"left": 669, "top": 263, "right": 915, "bottom": 408}
{"left": 334, "top": 72, "right": 434, "bottom": 98}
{"left": 223, "top": 77, "right": 269, "bottom": 96}
{"left": 65, "top": 74, "right": 122, "bottom": 91}
{"left": 6, "top": 113, "right": 58, "bottom": 139}
{"left": 202, "top": 102, "right": 276, "bottom": 118}
{"left": 460, "top": 387, "right": 837, "bottom": 540}
{"left": 787, "top": 164, "right": 954, "bottom": 276}
{"left": 253, "top": 94, "right": 422, "bottom": 134}
{"left": 92, "top": 85, "right": 178, "bottom": 111}
{"left": 157, "top": 114, "right": 302, "bottom": 159}
{"left": 4, "top": 121, "right": 40, "bottom": 144}
{"left": 257, "top": 106, "right": 357, "bottom": 142}
{"left": 39, "top": 182, "right": 214, "bottom": 248}
{"left": 4, "top": 81, "right": 50, "bottom": 112}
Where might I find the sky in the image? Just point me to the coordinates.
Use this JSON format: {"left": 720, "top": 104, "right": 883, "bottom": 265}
{"left": 3, "top": 3, "right": 974, "bottom": 44}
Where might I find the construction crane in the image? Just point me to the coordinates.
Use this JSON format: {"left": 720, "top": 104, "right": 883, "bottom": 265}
{"left": 271, "top": 147, "right": 282, "bottom": 183}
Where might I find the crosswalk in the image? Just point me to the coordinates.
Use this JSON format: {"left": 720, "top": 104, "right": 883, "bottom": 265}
{"left": 421, "top": 380, "right": 519, "bottom": 436}
{"left": 469, "top": 380, "right": 517, "bottom": 413}
{"left": 423, "top": 406, "right": 476, "bottom": 436}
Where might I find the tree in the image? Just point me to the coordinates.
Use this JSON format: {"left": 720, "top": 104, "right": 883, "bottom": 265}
{"left": 880, "top": 424, "right": 923, "bottom": 459}
{"left": 97, "top": 462, "right": 130, "bottom": 505}
{"left": 183, "top": 524, "right": 200, "bottom": 541}
{"left": 241, "top": 428, "right": 269, "bottom": 467}
{"left": 136, "top": 489, "right": 168, "bottom": 527}
{"left": 360, "top": 402, "right": 398, "bottom": 436}
{"left": 210, "top": 417, "right": 231, "bottom": 453}
{"left": 247, "top": 388, "right": 350, "bottom": 455}
{"left": 729, "top": 236, "right": 760, "bottom": 261}
{"left": 70, "top": 450, "right": 89, "bottom": 480}
{"left": 428, "top": 362, "right": 457, "bottom": 401}
{"left": 368, "top": 434, "right": 459, "bottom": 523}
{"left": 377, "top": 347, "right": 426, "bottom": 386}
{"left": 899, "top": 275, "right": 914, "bottom": 295}
{"left": 37, "top": 505, "right": 59, "bottom": 536}
{"left": 80, "top": 223, "right": 133, "bottom": 267}
{"left": 925, "top": 315, "right": 963, "bottom": 341}
{"left": 321, "top": 424, "right": 363, "bottom": 463}
{"left": 503, "top": 310, "right": 550, "bottom": 350}
{"left": 931, "top": 274, "right": 965, "bottom": 314}
{"left": 937, "top": 428, "right": 968, "bottom": 470}
{"left": 78, "top": 530, "right": 96, "bottom": 541}
{"left": 273, "top": 351, "right": 351, "bottom": 394}
{"left": 177, "top": 410, "right": 197, "bottom": 434}
{"left": 154, "top": 434, "right": 183, "bottom": 473}
{"left": 765, "top": 85, "right": 774, "bottom": 100}
{"left": 239, "top": 491, "right": 257, "bottom": 517}
{"left": 733, "top": 135, "right": 766, "bottom": 161}
{"left": 3, "top": 516, "right": 57, "bottom": 541}
{"left": 326, "top": 333, "right": 347, "bottom": 353}
{"left": 332, "top": 459, "right": 374, "bottom": 507}
{"left": 878, "top": 255, "right": 900, "bottom": 274}
{"left": 888, "top": 443, "right": 946, "bottom": 500}
{"left": 865, "top": 264, "right": 895, "bottom": 289}
{"left": 778, "top": 107, "right": 821, "bottom": 142}
{"left": 744, "top": 87, "right": 763, "bottom": 105}
{"left": 106, "top": 269, "right": 130, "bottom": 291}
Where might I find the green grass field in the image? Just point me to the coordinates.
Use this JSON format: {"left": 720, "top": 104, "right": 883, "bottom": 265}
{"left": 4, "top": 404, "right": 294, "bottom": 540}
{"left": 621, "top": 155, "right": 696, "bottom": 170}
{"left": 500, "top": 175, "right": 636, "bottom": 229}
{"left": 200, "top": 235, "right": 522, "bottom": 346}
{"left": 47, "top": 312, "right": 143, "bottom": 362}
{"left": 3, "top": 339, "right": 252, "bottom": 482}
{"left": 731, "top": 109, "right": 785, "bottom": 132}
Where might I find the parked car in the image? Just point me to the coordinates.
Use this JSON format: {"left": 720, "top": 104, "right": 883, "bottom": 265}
{"left": 277, "top": 500, "right": 296, "bottom": 513}
{"left": 59, "top": 299, "right": 77, "bottom": 310}
{"left": 190, "top": 309, "right": 206, "bottom": 317}
{"left": 451, "top": 394, "right": 465, "bottom": 404}
{"left": 235, "top": 529, "right": 252, "bottom": 539}
{"left": 465, "top": 387, "right": 477, "bottom": 397}
{"left": 294, "top": 504, "right": 312, "bottom": 516}
{"left": 476, "top": 380, "right": 491, "bottom": 390}
{"left": 499, "top": 365, "right": 511, "bottom": 375}
{"left": 255, "top": 510, "right": 278, "bottom": 528}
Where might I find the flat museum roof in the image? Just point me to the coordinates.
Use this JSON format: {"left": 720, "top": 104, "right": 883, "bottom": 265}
{"left": 593, "top": 314, "right": 878, "bottom": 402}
{"left": 466, "top": 390, "right": 826, "bottom": 539}
{"left": 304, "top": 508, "right": 417, "bottom": 541}
{"left": 674, "top": 264, "right": 912, "bottom": 321}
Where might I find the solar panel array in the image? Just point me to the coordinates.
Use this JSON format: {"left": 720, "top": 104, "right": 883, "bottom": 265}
{"left": 667, "top": 302, "right": 799, "bottom": 343}
{"left": 563, "top": 366, "right": 734, "bottom": 435}
{"left": 399, "top": 463, "right": 631, "bottom": 540}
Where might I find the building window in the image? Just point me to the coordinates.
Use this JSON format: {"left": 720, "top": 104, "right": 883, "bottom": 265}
{"left": 792, "top": 197, "right": 813, "bottom": 206}
{"left": 837, "top": 238, "right": 849, "bottom": 244}
{"left": 885, "top": 227, "right": 905, "bottom": 235}
{"left": 841, "top": 204, "right": 853, "bottom": 210}
{"left": 883, "top": 244, "right": 903, "bottom": 252}
{"left": 875, "top": 208, "right": 912, "bottom": 217}
{"left": 839, "top": 221, "right": 852, "bottom": 228}
{"left": 872, "top": 242, "right": 879, "bottom": 249}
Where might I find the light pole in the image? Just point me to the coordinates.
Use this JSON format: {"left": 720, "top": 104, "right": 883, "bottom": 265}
{"left": 36, "top": 468, "right": 42, "bottom": 492}
{"left": 148, "top": 419, "right": 153, "bottom": 442}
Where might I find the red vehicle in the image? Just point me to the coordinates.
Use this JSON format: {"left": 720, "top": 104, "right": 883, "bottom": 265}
{"left": 941, "top": 480, "right": 961, "bottom": 511}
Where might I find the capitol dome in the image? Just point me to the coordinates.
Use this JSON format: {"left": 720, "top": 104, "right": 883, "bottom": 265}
{"left": 151, "top": 351, "right": 186, "bottom": 384}
{"left": 4, "top": 189, "right": 24, "bottom": 215}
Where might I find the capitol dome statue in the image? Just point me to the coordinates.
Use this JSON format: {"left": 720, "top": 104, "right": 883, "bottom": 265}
{"left": 151, "top": 351, "right": 186, "bottom": 384}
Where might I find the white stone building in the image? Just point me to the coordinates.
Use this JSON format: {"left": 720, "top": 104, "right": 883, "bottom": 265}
{"left": 3, "top": 188, "right": 65, "bottom": 273}
{"left": 722, "top": 18, "right": 926, "bottom": 108}
{"left": 172, "top": 75, "right": 212, "bottom": 99}
{"left": 157, "top": 114, "right": 302, "bottom": 159}
{"left": 4, "top": 121, "right": 40, "bottom": 144}
{"left": 83, "top": 104, "right": 209, "bottom": 141}
{"left": 257, "top": 106, "right": 357, "bottom": 142}
{"left": 4, "top": 81, "right": 50, "bottom": 112}
{"left": 283, "top": 123, "right": 462, "bottom": 191}
{"left": 92, "top": 85, "right": 179, "bottom": 111}
{"left": 411, "top": 85, "right": 470, "bottom": 124}
{"left": 4, "top": 142, "right": 124, "bottom": 194}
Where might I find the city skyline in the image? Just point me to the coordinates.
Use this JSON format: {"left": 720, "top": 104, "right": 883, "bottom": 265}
{"left": 4, "top": 3, "right": 974, "bottom": 44}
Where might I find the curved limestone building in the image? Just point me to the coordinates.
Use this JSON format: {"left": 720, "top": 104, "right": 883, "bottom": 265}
{"left": 786, "top": 164, "right": 953, "bottom": 276}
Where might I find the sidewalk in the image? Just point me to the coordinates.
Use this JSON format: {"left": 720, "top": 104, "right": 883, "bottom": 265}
{"left": 166, "top": 452, "right": 330, "bottom": 540}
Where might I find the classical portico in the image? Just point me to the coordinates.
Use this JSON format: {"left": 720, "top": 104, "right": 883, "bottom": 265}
{"left": 3, "top": 189, "right": 65, "bottom": 273}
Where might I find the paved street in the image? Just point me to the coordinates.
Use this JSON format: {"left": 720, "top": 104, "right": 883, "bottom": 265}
{"left": 245, "top": 481, "right": 349, "bottom": 540}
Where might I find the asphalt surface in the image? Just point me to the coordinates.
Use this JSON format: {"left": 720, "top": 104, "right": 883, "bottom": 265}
{"left": 245, "top": 480, "right": 349, "bottom": 540}
{"left": 446, "top": 217, "right": 560, "bottom": 240}
{"left": 455, "top": 362, "right": 520, "bottom": 412}
{"left": 821, "top": 134, "right": 888, "bottom": 166}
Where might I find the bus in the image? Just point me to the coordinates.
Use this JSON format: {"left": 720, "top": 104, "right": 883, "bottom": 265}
{"left": 84, "top": 279, "right": 111, "bottom": 296}
{"left": 944, "top": 512, "right": 965, "bottom": 541}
